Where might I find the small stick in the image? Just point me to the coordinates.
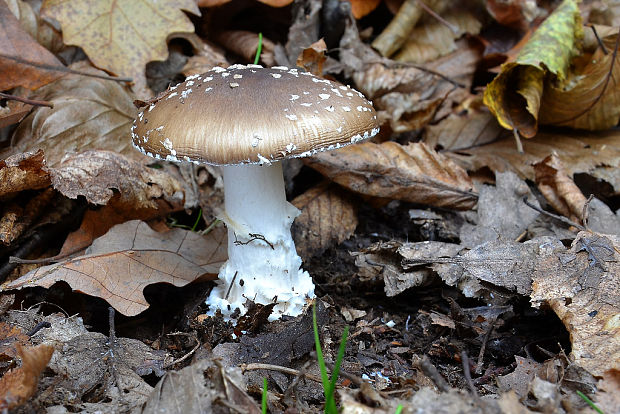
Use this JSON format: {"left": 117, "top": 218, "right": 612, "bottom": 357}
{"left": 224, "top": 271, "right": 238, "bottom": 301}
{"left": 475, "top": 317, "right": 497, "bottom": 375}
{"left": 523, "top": 196, "right": 585, "bottom": 230}
{"left": 414, "top": 355, "right": 450, "bottom": 392}
{"left": 241, "top": 362, "right": 324, "bottom": 384}
{"left": 461, "top": 351, "right": 478, "bottom": 397}
{"left": 164, "top": 332, "right": 201, "bottom": 368}
{"left": 0, "top": 92, "right": 53, "bottom": 108}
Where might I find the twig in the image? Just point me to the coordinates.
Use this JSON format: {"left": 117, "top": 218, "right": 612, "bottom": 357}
{"left": 581, "top": 194, "right": 594, "bottom": 231}
{"left": 414, "top": 355, "right": 450, "bottom": 392}
{"left": 225, "top": 271, "right": 238, "bottom": 301}
{"left": 324, "top": 359, "right": 364, "bottom": 386}
{"left": 416, "top": 0, "right": 458, "bottom": 33}
{"left": 234, "top": 233, "right": 274, "bottom": 250}
{"left": 523, "top": 196, "right": 585, "bottom": 230}
{"left": 460, "top": 351, "right": 478, "bottom": 397}
{"left": 586, "top": 24, "right": 609, "bottom": 55}
{"left": 0, "top": 53, "right": 133, "bottom": 83}
{"left": 0, "top": 92, "right": 53, "bottom": 108}
{"left": 27, "top": 321, "right": 51, "bottom": 337}
{"left": 163, "top": 332, "right": 200, "bottom": 368}
{"left": 475, "top": 317, "right": 497, "bottom": 375}
{"left": 107, "top": 307, "right": 124, "bottom": 400}
{"left": 241, "top": 362, "right": 324, "bottom": 384}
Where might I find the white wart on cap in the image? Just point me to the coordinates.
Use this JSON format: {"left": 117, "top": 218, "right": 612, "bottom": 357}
{"left": 131, "top": 64, "right": 379, "bottom": 165}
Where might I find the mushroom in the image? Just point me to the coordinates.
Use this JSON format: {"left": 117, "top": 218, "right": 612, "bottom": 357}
{"left": 132, "top": 64, "right": 379, "bottom": 319}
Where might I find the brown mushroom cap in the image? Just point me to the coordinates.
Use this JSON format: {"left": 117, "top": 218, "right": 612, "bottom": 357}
{"left": 132, "top": 65, "right": 379, "bottom": 165}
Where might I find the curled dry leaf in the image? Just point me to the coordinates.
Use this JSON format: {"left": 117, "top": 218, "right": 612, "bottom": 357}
{"left": 49, "top": 150, "right": 185, "bottom": 209}
{"left": 0, "top": 5, "right": 65, "bottom": 90}
{"left": 41, "top": 0, "right": 200, "bottom": 98}
{"left": 296, "top": 38, "right": 327, "bottom": 76}
{"left": 291, "top": 182, "right": 358, "bottom": 259}
{"left": 214, "top": 30, "right": 275, "bottom": 67}
{"left": 4, "top": 220, "right": 227, "bottom": 316}
{"left": 0, "top": 343, "right": 54, "bottom": 411}
{"left": 306, "top": 141, "right": 477, "bottom": 210}
{"left": 531, "top": 232, "right": 620, "bottom": 377}
{"left": 534, "top": 154, "right": 587, "bottom": 223}
{"left": 0, "top": 150, "right": 50, "bottom": 199}
{"left": 10, "top": 63, "right": 137, "bottom": 167}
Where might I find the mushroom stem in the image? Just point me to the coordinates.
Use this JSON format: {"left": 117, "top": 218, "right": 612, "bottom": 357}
{"left": 206, "top": 162, "right": 315, "bottom": 319}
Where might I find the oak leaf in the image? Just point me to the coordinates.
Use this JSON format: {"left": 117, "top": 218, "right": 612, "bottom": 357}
{"left": 306, "top": 142, "right": 477, "bottom": 210}
{"left": 4, "top": 220, "right": 227, "bottom": 316}
{"left": 41, "top": 0, "right": 200, "bottom": 98}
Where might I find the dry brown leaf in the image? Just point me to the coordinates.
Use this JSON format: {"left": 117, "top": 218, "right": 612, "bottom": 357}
{"left": 350, "top": 0, "right": 382, "bottom": 19}
{"left": 198, "top": 0, "right": 292, "bottom": 6}
{"left": 49, "top": 150, "right": 184, "bottom": 209}
{"left": 534, "top": 154, "right": 587, "bottom": 223}
{"left": 4, "top": 220, "right": 227, "bottom": 316}
{"left": 41, "top": 0, "right": 200, "bottom": 98}
{"left": 0, "top": 5, "right": 65, "bottom": 90}
{"left": 0, "top": 151, "right": 50, "bottom": 199}
{"left": 395, "top": 8, "right": 482, "bottom": 63}
{"left": 306, "top": 141, "right": 477, "bottom": 210}
{"left": 446, "top": 130, "right": 620, "bottom": 193}
{"left": 0, "top": 100, "right": 31, "bottom": 129}
{"left": 5, "top": 0, "right": 64, "bottom": 53}
{"left": 424, "top": 96, "right": 503, "bottom": 150}
{"left": 292, "top": 182, "right": 358, "bottom": 259}
{"left": 296, "top": 38, "right": 327, "bottom": 76}
{"left": 531, "top": 232, "right": 620, "bottom": 377}
{"left": 9, "top": 63, "right": 137, "bottom": 167}
{"left": 485, "top": 0, "right": 541, "bottom": 30}
{"left": 214, "top": 30, "right": 275, "bottom": 67}
{"left": 0, "top": 343, "right": 54, "bottom": 411}
{"left": 539, "top": 31, "right": 620, "bottom": 131}
{"left": 595, "top": 369, "right": 620, "bottom": 414}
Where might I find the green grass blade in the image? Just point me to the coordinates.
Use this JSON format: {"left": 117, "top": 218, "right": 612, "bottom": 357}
{"left": 191, "top": 208, "right": 202, "bottom": 232}
{"left": 325, "top": 325, "right": 348, "bottom": 405}
{"left": 394, "top": 405, "right": 403, "bottom": 414}
{"left": 262, "top": 377, "right": 268, "bottom": 414}
{"left": 576, "top": 391, "right": 604, "bottom": 414}
{"left": 253, "top": 32, "right": 263, "bottom": 65}
{"left": 312, "top": 303, "right": 330, "bottom": 390}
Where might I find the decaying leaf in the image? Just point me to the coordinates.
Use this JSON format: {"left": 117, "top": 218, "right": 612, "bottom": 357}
{"left": 50, "top": 150, "right": 183, "bottom": 209}
{"left": 214, "top": 30, "right": 275, "bottom": 67}
{"left": 41, "top": 0, "right": 200, "bottom": 97}
{"left": 306, "top": 141, "right": 477, "bottom": 210}
{"left": 4, "top": 220, "right": 227, "bottom": 316}
{"left": 0, "top": 5, "right": 65, "bottom": 90}
{"left": 531, "top": 232, "right": 620, "bottom": 377}
{"left": 142, "top": 358, "right": 260, "bottom": 414}
{"left": 292, "top": 182, "right": 358, "bottom": 259}
{"left": 0, "top": 100, "right": 31, "bottom": 129}
{"left": 0, "top": 343, "right": 54, "bottom": 411}
{"left": 0, "top": 150, "right": 50, "bottom": 199}
{"left": 483, "top": 0, "right": 582, "bottom": 137}
{"left": 9, "top": 63, "right": 137, "bottom": 167}
{"left": 0, "top": 322, "right": 30, "bottom": 360}
{"left": 349, "top": 0, "right": 382, "bottom": 19}
{"left": 446, "top": 131, "right": 620, "bottom": 193}
{"left": 534, "top": 154, "right": 588, "bottom": 223}
{"left": 395, "top": 8, "right": 482, "bottom": 63}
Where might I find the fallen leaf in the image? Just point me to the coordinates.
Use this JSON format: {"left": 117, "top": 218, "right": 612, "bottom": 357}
{"left": 496, "top": 356, "right": 542, "bottom": 398}
{"left": 483, "top": 0, "right": 582, "bottom": 137}
{"left": 539, "top": 30, "right": 620, "bottom": 131}
{"left": 395, "top": 8, "right": 482, "bottom": 63}
{"left": 0, "top": 150, "right": 50, "bottom": 199}
{"left": 531, "top": 232, "right": 620, "bottom": 377}
{"left": 296, "top": 38, "right": 327, "bottom": 76}
{"left": 306, "top": 141, "right": 477, "bottom": 210}
{"left": 595, "top": 369, "right": 620, "bottom": 414}
{"left": 485, "top": 0, "right": 541, "bottom": 30}
{"left": 0, "top": 343, "right": 54, "bottom": 411}
{"left": 349, "top": 0, "right": 381, "bottom": 19}
{"left": 534, "top": 154, "right": 588, "bottom": 223}
{"left": 0, "top": 5, "right": 65, "bottom": 90}
{"left": 49, "top": 150, "right": 183, "bottom": 209}
{"left": 292, "top": 182, "right": 358, "bottom": 259}
{"left": 41, "top": 0, "right": 200, "bottom": 98}
{"left": 0, "top": 100, "right": 31, "bottom": 129}
{"left": 446, "top": 130, "right": 620, "bottom": 193}
{"left": 214, "top": 30, "right": 275, "bottom": 67}
{"left": 142, "top": 358, "right": 261, "bottom": 414}
{"left": 199, "top": 0, "right": 292, "bottom": 6}
{"left": 459, "top": 171, "right": 540, "bottom": 248}
{"left": 4, "top": 220, "right": 227, "bottom": 316}
{"left": 424, "top": 96, "right": 503, "bottom": 151}
{"left": 9, "top": 63, "right": 137, "bottom": 167}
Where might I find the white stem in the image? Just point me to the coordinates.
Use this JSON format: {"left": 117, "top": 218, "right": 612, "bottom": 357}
{"left": 206, "top": 163, "right": 315, "bottom": 319}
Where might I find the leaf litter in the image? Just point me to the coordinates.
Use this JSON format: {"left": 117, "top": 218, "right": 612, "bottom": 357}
{"left": 1, "top": 0, "right": 619, "bottom": 413}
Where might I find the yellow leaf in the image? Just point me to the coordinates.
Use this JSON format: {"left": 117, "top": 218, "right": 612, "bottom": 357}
{"left": 41, "top": 0, "right": 200, "bottom": 97}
